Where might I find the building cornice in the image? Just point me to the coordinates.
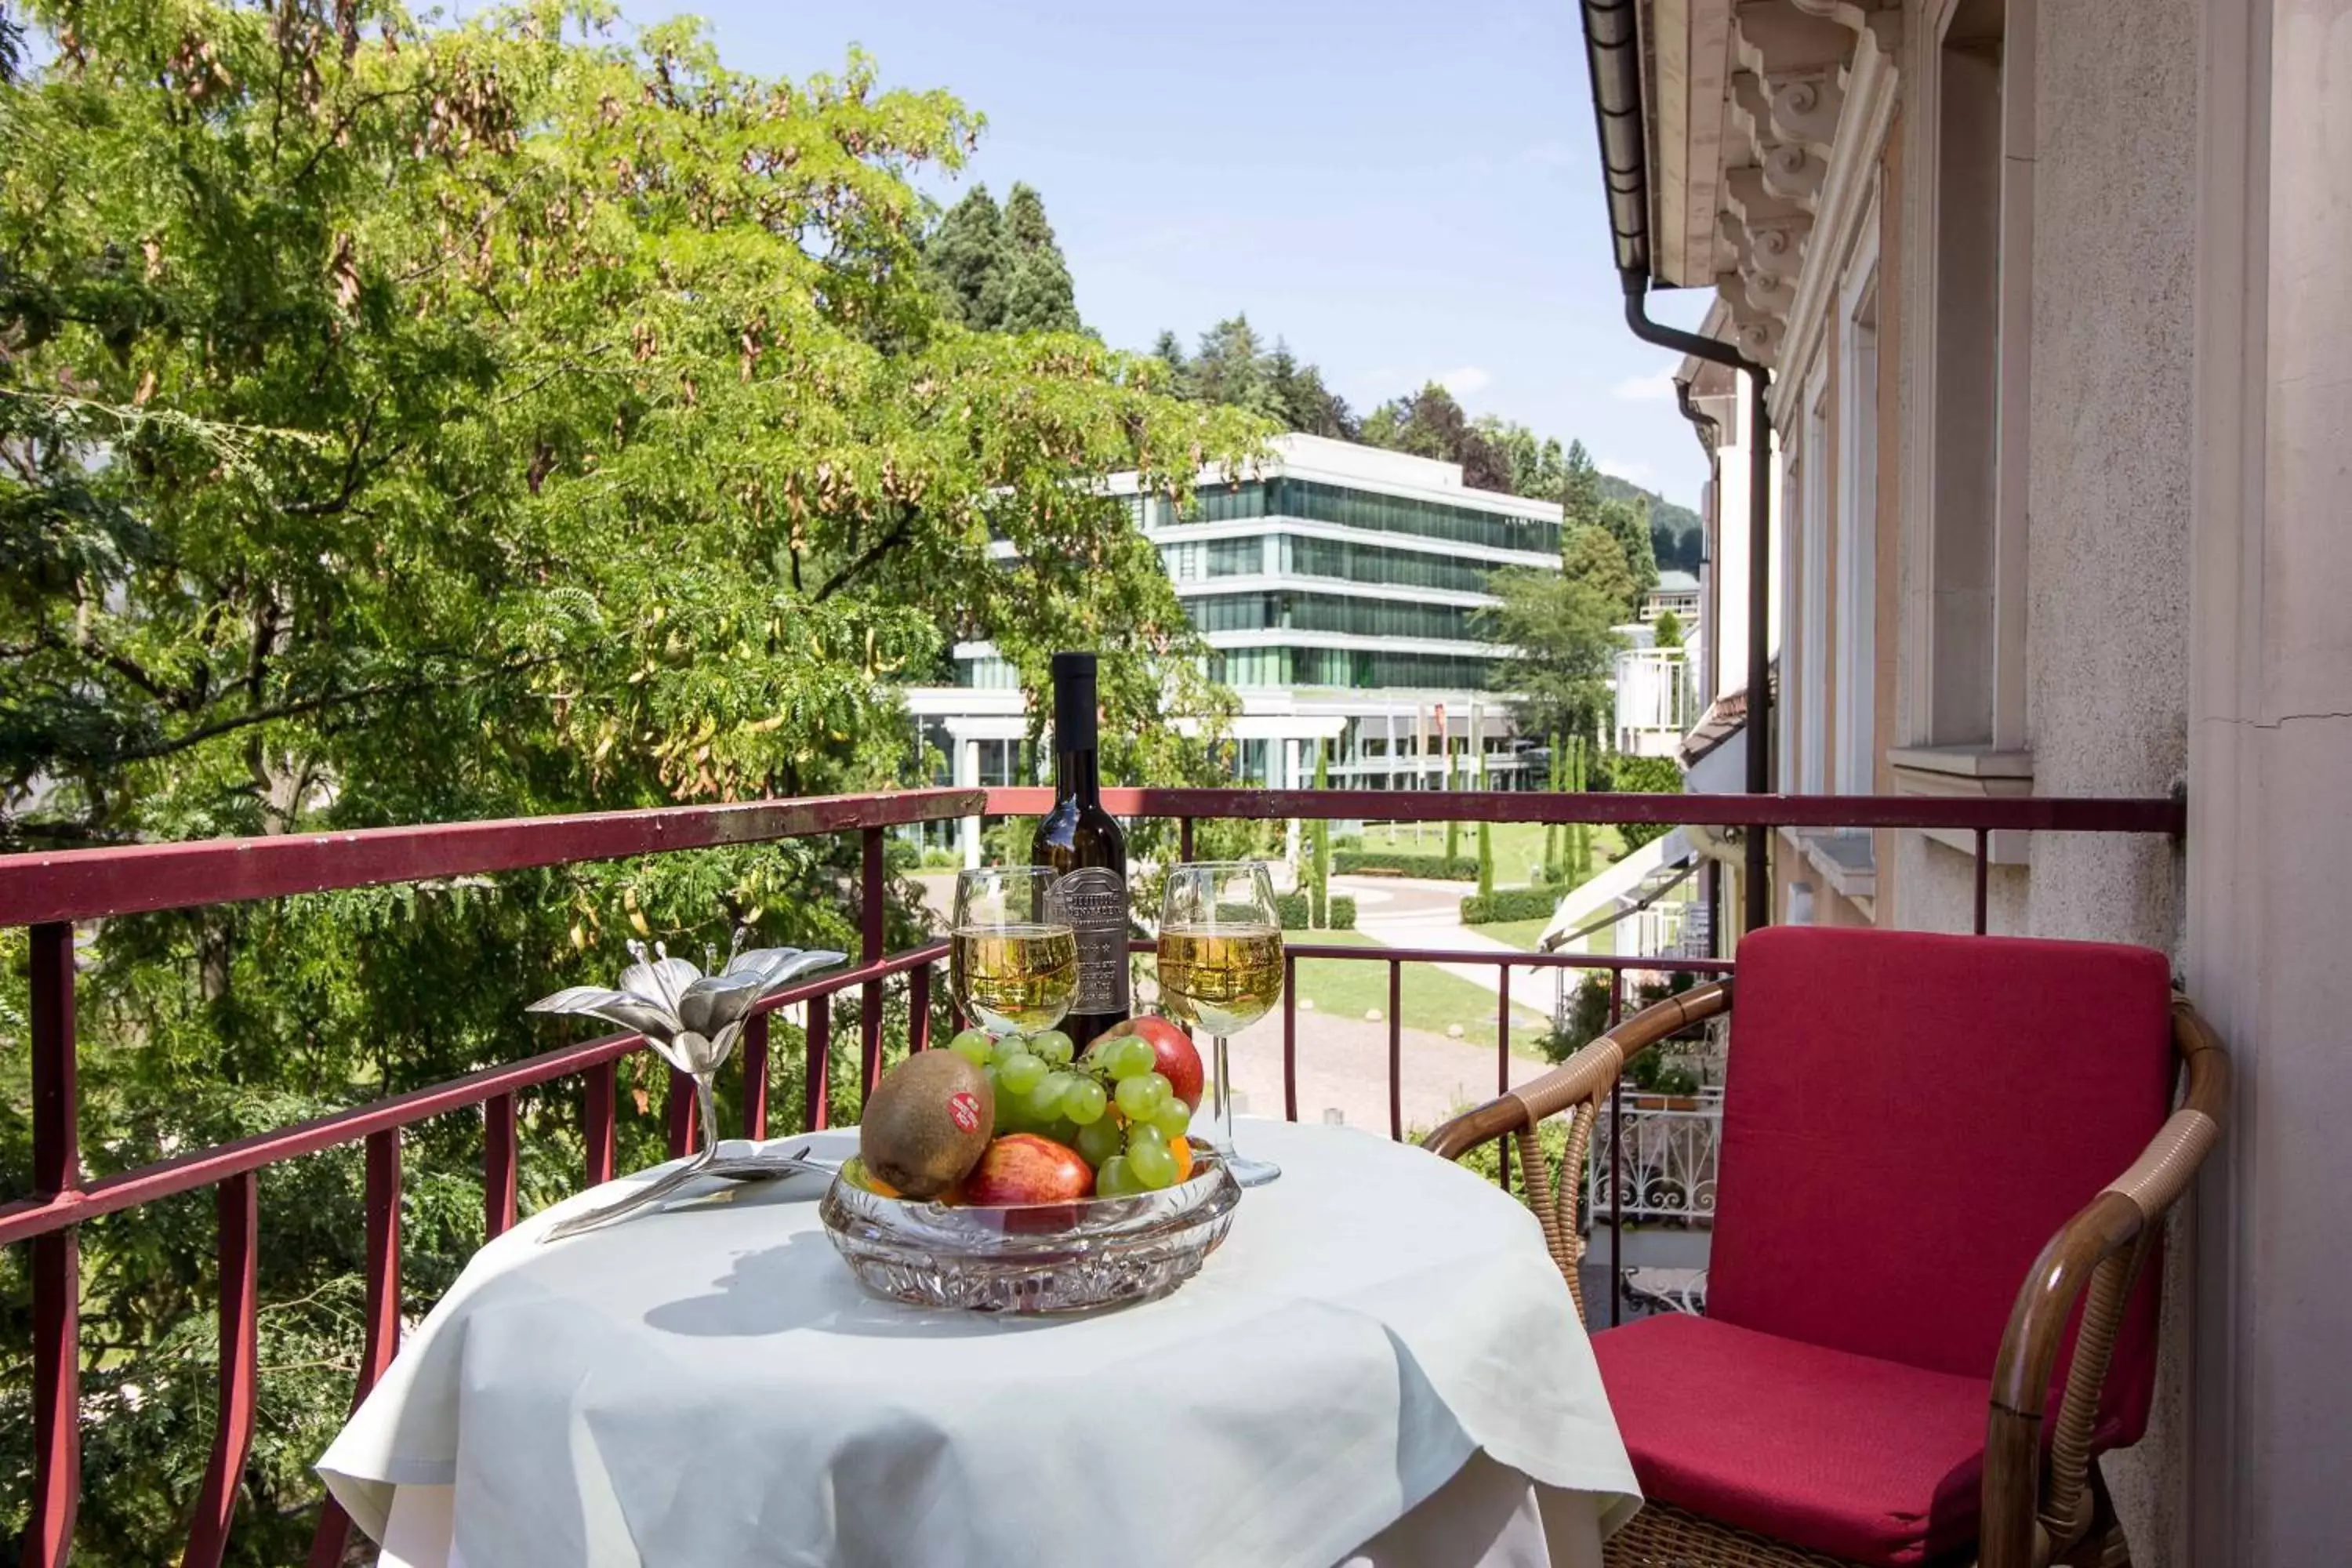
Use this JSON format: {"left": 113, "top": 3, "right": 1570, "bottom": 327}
{"left": 1649, "top": 0, "right": 1902, "bottom": 368}
{"left": 1766, "top": 28, "right": 1897, "bottom": 418}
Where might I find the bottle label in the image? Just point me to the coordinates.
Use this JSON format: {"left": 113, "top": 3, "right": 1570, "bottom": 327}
{"left": 1054, "top": 866, "right": 1131, "bottom": 1014}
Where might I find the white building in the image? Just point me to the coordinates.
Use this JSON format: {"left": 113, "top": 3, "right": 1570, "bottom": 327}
{"left": 906, "top": 434, "right": 1566, "bottom": 862}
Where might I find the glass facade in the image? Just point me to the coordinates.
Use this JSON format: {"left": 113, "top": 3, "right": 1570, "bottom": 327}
{"left": 1189, "top": 590, "right": 1489, "bottom": 643}
{"left": 1207, "top": 647, "right": 1497, "bottom": 691}
{"left": 1160, "top": 537, "right": 1266, "bottom": 581}
{"left": 1173, "top": 478, "right": 1558, "bottom": 554}
{"left": 1278, "top": 535, "right": 1498, "bottom": 594}
{"left": 957, "top": 656, "right": 1021, "bottom": 689}
{"left": 1162, "top": 534, "right": 1504, "bottom": 594}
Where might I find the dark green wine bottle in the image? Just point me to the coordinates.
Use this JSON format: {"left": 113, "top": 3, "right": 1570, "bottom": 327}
{"left": 1033, "top": 652, "right": 1129, "bottom": 1049}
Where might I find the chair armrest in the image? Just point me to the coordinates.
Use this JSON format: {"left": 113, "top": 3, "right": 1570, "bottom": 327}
{"left": 1980, "top": 997, "right": 2230, "bottom": 1568}
{"left": 1421, "top": 980, "right": 1733, "bottom": 1161}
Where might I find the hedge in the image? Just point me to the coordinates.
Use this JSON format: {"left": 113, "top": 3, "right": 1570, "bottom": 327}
{"left": 1459, "top": 886, "right": 1559, "bottom": 925}
{"left": 1333, "top": 850, "right": 1478, "bottom": 880}
{"left": 1276, "top": 891, "right": 1358, "bottom": 931}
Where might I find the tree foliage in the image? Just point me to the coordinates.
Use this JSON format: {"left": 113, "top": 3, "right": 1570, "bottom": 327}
{"left": 1479, "top": 566, "right": 1624, "bottom": 748}
{"left": 1151, "top": 313, "right": 1356, "bottom": 437}
{"left": 1360, "top": 382, "right": 1512, "bottom": 490}
{"left": 0, "top": 2, "right": 1259, "bottom": 1557}
{"left": 922, "top": 180, "right": 1082, "bottom": 335}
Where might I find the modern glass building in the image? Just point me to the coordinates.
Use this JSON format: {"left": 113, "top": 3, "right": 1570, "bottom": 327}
{"left": 905, "top": 436, "right": 1564, "bottom": 857}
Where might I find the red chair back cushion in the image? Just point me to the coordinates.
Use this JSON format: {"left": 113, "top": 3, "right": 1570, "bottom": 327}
{"left": 1704, "top": 927, "right": 2173, "bottom": 1439}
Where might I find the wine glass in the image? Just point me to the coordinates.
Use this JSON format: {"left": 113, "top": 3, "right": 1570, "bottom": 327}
{"left": 1158, "top": 861, "right": 1284, "bottom": 1187}
{"left": 951, "top": 867, "right": 1079, "bottom": 1036}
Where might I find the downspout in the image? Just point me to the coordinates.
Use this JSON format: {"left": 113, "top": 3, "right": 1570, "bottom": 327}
{"left": 1577, "top": 0, "right": 1776, "bottom": 935}
{"left": 1673, "top": 379, "right": 1723, "bottom": 949}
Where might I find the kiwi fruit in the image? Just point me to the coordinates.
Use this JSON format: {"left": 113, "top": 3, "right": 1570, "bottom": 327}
{"left": 858, "top": 1050, "right": 995, "bottom": 1198}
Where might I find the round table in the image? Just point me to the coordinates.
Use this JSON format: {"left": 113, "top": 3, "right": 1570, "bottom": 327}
{"left": 321, "top": 1118, "right": 1640, "bottom": 1567}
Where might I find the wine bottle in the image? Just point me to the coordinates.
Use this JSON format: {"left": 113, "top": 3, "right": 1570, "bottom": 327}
{"left": 1032, "top": 652, "right": 1130, "bottom": 1048}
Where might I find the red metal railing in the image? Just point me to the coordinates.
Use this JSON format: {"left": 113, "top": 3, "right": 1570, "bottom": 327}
{"left": 0, "top": 786, "right": 2183, "bottom": 1565}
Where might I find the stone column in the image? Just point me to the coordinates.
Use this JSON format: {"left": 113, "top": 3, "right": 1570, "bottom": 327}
{"left": 956, "top": 736, "right": 982, "bottom": 869}
{"left": 2186, "top": 1, "right": 2352, "bottom": 1558}
{"left": 1283, "top": 736, "right": 1302, "bottom": 873}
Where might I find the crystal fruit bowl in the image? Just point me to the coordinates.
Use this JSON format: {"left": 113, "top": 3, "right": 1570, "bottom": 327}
{"left": 818, "top": 1145, "right": 1241, "bottom": 1315}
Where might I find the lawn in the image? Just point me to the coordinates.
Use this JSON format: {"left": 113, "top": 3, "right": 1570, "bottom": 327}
{"left": 1283, "top": 931, "right": 1552, "bottom": 1051}
{"left": 1351, "top": 819, "right": 1628, "bottom": 885}
{"left": 1468, "top": 915, "right": 1620, "bottom": 956}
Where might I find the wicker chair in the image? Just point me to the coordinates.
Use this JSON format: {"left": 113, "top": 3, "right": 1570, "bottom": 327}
{"left": 1425, "top": 927, "right": 2228, "bottom": 1568}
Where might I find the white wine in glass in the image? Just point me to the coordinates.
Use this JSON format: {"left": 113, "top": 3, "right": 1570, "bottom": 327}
{"left": 951, "top": 867, "right": 1078, "bottom": 1036}
{"left": 1158, "top": 861, "right": 1284, "bottom": 1187}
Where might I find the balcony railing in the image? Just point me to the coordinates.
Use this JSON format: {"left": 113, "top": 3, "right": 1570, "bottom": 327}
{"left": 0, "top": 785, "right": 2183, "bottom": 1566}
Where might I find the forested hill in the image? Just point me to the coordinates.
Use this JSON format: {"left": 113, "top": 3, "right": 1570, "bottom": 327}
{"left": 1599, "top": 474, "right": 1703, "bottom": 573}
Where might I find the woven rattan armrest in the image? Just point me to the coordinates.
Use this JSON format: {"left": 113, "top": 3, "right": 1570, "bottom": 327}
{"left": 1980, "top": 997, "right": 2231, "bottom": 1568}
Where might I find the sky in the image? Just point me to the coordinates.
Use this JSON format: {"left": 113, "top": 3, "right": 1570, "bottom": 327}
{"left": 612, "top": 0, "right": 1715, "bottom": 507}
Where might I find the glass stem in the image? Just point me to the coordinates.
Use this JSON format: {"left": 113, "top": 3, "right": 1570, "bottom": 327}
{"left": 1209, "top": 1033, "right": 1236, "bottom": 1156}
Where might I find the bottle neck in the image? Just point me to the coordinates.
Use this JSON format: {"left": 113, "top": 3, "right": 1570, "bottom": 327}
{"left": 1054, "top": 744, "right": 1101, "bottom": 800}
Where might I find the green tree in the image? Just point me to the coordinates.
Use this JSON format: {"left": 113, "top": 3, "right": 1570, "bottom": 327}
{"left": 0, "top": 5, "right": 1259, "bottom": 1557}
{"left": 1475, "top": 748, "right": 1494, "bottom": 900}
{"left": 1653, "top": 608, "right": 1683, "bottom": 649}
{"left": 1445, "top": 741, "right": 1461, "bottom": 866}
{"left": 1601, "top": 494, "right": 1660, "bottom": 601}
{"left": 997, "top": 181, "right": 1082, "bottom": 334}
{"left": 1151, "top": 328, "right": 1189, "bottom": 376}
{"left": 1562, "top": 523, "right": 1640, "bottom": 622}
{"left": 1265, "top": 340, "right": 1356, "bottom": 437}
{"left": 924, "top": 182, "right": 1081, "bottom": 336}
{"left": 1571, "top": 736, "right": 1593, "bottom": 880}
{"left": 1472, "top": 416, "right": 1565, "bottom": 502}
{"left": 1562, "top": 438, "right": 1605, "bottom": 530}
{"left": 1481, "top": 568, "right": 1624, "bottom": 755}
{"left": 1597, "top": 751, "right": 1682, "bottom": 851}
{"left": 1183, "top": 314, "right": 1282, "bottom": 418}
{"left": 924, "top": 184, "right": 1011, "bottom": 329}
{"left": 1362, "top": 382, "right": 1511, "bottom": 491}
{"left": 1543, "top": 733, "right": 1564, "bottom": 884}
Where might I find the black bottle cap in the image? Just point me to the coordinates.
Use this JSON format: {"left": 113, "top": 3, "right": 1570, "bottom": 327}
{"left": 1051, "top": 652, "right": 1097, "bottom": 749}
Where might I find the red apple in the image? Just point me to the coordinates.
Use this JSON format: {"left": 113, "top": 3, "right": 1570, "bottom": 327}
{"left": 1093, "top": 1015, "right": 1206, "bottom": 1110}
{"left": 960, "top": 1133, "right": 1095, "bottom": 1207}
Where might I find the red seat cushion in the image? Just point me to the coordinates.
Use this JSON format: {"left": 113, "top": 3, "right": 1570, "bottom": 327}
{"left": 1704, "top": 927, "right": 2173, "bottom": 1440}
{"left": 1595, "top": 1313, "right": 1994, "bottom": 1566}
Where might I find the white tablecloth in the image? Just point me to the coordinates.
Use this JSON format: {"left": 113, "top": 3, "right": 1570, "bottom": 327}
{"left": 321, "top": 1118, "right": 1639, "bottom": 1567}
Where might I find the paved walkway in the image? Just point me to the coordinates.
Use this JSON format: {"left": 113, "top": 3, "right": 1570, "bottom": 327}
{"left": 1218, "top": 1007, "right": 1559, "bottom": 1137}
{"left": 1343, "top": 875, "right": 1573, "bottom": 1020}
{"left": 912, "top": 867, "right": 1566, "bottom": 1131}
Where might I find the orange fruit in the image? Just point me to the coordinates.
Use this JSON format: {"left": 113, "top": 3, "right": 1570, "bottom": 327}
{"left": 1170, "top": 1138, "right": 1195, "bottom": 1184}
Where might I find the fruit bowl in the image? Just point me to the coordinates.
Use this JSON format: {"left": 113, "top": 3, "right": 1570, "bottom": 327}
{"left": 818, "top": 1144, "right": 1241, "bottom": 1315}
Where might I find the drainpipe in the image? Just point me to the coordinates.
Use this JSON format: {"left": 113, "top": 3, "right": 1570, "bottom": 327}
{"left": 1579, "top": 0, "right": 1777, "bottom": 935}
{"left": 1672, "top": 377, "right": 1722, "bottom": 946}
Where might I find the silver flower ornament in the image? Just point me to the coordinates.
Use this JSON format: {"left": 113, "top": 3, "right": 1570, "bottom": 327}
{"left": 528, "top": 933, "right": 846, "bottom": 1242}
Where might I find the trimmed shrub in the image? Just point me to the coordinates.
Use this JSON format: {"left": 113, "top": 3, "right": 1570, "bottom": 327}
{"left": 1277, "top": 889, "right": 1359, "bottom": 931}
{"left": 1334, "top": 850, "right": 1479, "bottom": 880}
{"left": 1459, "top": 887, "right": 1559, "bottom": 924}
{"left": 1595, "top": 752, "right": 1684, "bottom": 850}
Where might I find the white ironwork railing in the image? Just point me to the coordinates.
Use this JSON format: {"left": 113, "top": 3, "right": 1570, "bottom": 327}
{"left": 1585, "top": 1096, "right": 1722, "bottom": 1224}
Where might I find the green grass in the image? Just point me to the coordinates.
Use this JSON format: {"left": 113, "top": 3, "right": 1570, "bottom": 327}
{"left": 1286, "top": 930, "right": 1551, "bottom": 1051}
{"left": 1351, "top": 820, "right": 1627, "bottom": 885}
{"left": 1473, "top": 914, "right": 1619, "bottom": 956}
